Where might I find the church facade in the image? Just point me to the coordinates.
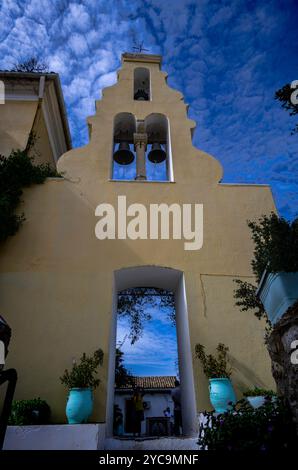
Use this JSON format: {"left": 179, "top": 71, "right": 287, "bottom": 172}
{"left": 0, "top": 53, "right": 275, "bottom": 435}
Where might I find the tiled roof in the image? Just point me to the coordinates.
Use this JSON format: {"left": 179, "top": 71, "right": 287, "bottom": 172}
{"left": 118, "top": 376, "right": 176, "bottom": 390}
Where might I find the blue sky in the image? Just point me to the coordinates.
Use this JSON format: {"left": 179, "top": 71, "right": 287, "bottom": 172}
{"left": 0, "top": 0, "right": 297, "bottom": 219}
{"left": 116, "top": 303, "right": 179, "bottom": 377}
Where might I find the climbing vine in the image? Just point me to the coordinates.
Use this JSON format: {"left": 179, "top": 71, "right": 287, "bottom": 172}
{"left": 0, "top": 144, "right": 59, "bottom": 242}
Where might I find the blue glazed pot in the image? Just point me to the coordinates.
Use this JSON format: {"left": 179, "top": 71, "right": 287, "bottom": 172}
{"left": 246, "top": 396, "right": 265, "bottom": 409}
{"left": 209, "top": 378, "right": 236, "bottom": 413}
{"left": 66, "top": 388, "right": 93, "bottom": 424}
{"left": 256, "top": 271, "right": 298, "bottom": 325}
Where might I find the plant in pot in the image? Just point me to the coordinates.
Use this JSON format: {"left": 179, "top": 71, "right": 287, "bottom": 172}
{"left": 243, "top": 387, "right": 277, "bottom": 409}
{"left": 234, "top": 213, "right": 298, "bottom": 326}
{"left": 195, "top": 343, "right": 236, "bottom": 413}
{"left": 60, "top": 349, "right": 104, "bottom": 424}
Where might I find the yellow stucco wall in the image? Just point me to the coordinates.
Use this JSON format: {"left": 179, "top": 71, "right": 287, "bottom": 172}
{"left": 0, "top": 100, "right": 37, "bottom": 156}
{"left": 28, "top": 107, "right": 56, "bottom": 168}
{"left": 0, "top": 56, "right": 276, "bottom": 424}
{"left": 0, "top": 98, "right": 55, "bottom": 167}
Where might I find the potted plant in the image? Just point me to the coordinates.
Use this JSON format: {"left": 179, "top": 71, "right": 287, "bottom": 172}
{"left": 60, "top": 349, "right": 104, "bottom": 424}
{"left": 243, "top": 387, "right": 277, "bottom": 409}
{"left": 195, "top": 343, "right": 236, "bottom": 413}
{"left": 234, "top": 213, "right": 298, "bottom": 326}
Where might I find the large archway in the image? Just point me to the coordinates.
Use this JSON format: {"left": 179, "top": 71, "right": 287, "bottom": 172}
{"left": 106, "top": 266, "right": 197, "bottom": 437}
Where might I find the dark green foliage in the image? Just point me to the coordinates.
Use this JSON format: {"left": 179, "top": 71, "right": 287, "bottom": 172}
{"left": 198, "top": 397, "right": 297, "bottom": 451}
{"left": 248, "top": 213, "right": 298, "bottom": 283}
{"left": 60, "top": 349, "right": 104, "bottom": 390}
{"left": 243, "top": 387, "right": 276, "bottom": 398}
{"left": 234, "top": 213, "right": 298, "bottom": 322}
{"left": 115, "top": 348, "right": 133, "bottom": 388}
{"left": 9, "top": 398, "right": 51, "bottom": 425}
{"left": 275, "top": 83, "right": 298, "bottom": 135}
{"left": 195, "top": 343, "right": 232, "bottom": 379}
{"left": 0, "top": 148, "right": 59, "bottom": 242}
{"left": 118, "top": 287, "right": 175, "bottom": 344}
{"left": 233, "top": 279, "right": 266, "bottom": 320}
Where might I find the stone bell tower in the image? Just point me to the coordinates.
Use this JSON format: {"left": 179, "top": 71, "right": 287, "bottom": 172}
{"left": 1, "top": 53, "right": 276, "bottom": 439}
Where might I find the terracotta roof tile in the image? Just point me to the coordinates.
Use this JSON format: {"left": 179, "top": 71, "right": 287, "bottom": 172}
{"left": 118, "top": 376, "right": 176, "bottom": 390}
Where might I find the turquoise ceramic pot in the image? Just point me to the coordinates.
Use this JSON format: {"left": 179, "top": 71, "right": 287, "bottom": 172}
{"left": 246, "top": 396, "right": 265, "bottom": 409}
{"left": 256, "top": 272, "right": 298, "bottom": 325}
{"left": 209, "top": 378, "right": 236, "bottom": 413}
{"left": 66, "top": 388, "right": 93, "bottom": 424}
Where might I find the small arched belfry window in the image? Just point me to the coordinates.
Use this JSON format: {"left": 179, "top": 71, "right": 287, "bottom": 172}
{"left": 111, "top": 113, "right": 173, "bottom": 182}
{"left": 112, "top": 113, "right": 136, "bottom": 180}
{"left": 144, "top": 113, "right": 173, "bottom": 182}
{"left": 134, "top": 67, "right": 150, "bottom": 101}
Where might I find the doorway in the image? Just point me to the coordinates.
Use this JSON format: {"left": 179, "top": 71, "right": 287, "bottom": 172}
{"left": 106, "top": 266, "right": 197, "bottom": 438}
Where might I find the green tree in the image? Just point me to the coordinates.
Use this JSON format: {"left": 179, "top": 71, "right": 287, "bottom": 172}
{"left": 115, "top": 349, "right": 133, "bottom": 388}
{"left": 275, "top": 83, "right": 298, "bottom": 134}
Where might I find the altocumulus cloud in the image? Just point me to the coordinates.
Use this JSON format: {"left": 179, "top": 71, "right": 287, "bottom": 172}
{"left": 0, "top": 0, "right": 297, "bottom": 219}
{"left": 116, "top": 312, "right": 178, "bottom": 377}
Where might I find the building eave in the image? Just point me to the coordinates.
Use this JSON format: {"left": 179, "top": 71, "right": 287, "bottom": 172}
{"left": 0, "top": 71, "right": 72, "bottom": 152}
{"left": 115, "top": 388, "right": 172, "bottom": 394}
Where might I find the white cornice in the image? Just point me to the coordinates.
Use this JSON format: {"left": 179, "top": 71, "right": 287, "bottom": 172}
{"left": 42, "top": 80, "right": 68, "bottom": 163}
{"left": 4, "top": 94, "right": 38, "bottom": 101}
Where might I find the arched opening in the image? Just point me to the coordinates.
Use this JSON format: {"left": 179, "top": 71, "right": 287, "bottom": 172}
{"left": 106, "top": 266, "right": 197, "bottom": 438}
{"left": 112, "top": 112, "right": 136, "bottom": 180}
{"left": 144, "top": 114, "right": 173, "bottom": 182}
{"left": 134, "top": 68, "right": 150, "bottom": 101}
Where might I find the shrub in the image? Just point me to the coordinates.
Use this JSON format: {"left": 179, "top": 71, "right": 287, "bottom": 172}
{"left": 60, "top": 349, "right": 104, "bottom": 390}
{"left": 195, "top": 343, "right": 232, "bottom": 379}
{"left": 198, "top": 398, "right": 297, "bottom": 451}
{"left": 243, "top": 387, "right": 276, "bottom": 397}
{"left": 9, "top": 398, "right": 51, "bottom": 425}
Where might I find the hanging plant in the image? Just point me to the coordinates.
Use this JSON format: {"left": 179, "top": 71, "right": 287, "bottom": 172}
{"left": 233, "top": 213, "right": 298, "bottom": 324}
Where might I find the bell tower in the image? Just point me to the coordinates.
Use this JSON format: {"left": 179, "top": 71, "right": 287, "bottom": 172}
{"left": 58, "top": 51, "right": 222, "bottom": 187}
{"left": 111, "top": 54, "right": 171, "bottom": 182}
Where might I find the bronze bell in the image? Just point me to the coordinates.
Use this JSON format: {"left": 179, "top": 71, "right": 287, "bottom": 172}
{"left": 148, "top": 142, "right": 166, "bottom": 163}
{"left": 113, "top": 142, "right": 135, "bottom": 165}
{"left": 134, "top": 89, "right": 149, "bottom": 101}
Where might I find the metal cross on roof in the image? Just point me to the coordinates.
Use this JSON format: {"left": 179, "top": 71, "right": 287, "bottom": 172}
{"left": 132, "top": 41, "right": 149, "bottom": 54}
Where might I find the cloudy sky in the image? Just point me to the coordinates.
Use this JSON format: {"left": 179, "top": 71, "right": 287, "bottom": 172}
{"left": 0, "top": 0, "right": 297, "bottom": 219}
{"left": 116, "top": 303, "right": 179, "bottom": 377}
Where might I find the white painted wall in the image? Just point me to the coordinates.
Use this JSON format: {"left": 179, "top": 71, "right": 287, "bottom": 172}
{"left": 115, "top": 391, "right": 174, "bottom": 435}
{"left": 3, "top": 424, "right": 106, "bottom": 450}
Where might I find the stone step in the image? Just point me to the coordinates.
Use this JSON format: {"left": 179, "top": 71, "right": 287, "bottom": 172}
{"left": 104, "top": 437, "right": 198, "bottom": 450}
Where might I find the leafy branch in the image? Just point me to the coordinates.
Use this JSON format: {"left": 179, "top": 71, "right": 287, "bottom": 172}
{"left": 275, "top": 83, "right": 298, "bottom": 135}
{"left": 60, "top": 349, "right": 104, "bottom": 390}
{"left": 195, "top": 343, "right": 232, "bottom": 379}
{"left": 118, "top": 287, "right": 175, "bottom": 344}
